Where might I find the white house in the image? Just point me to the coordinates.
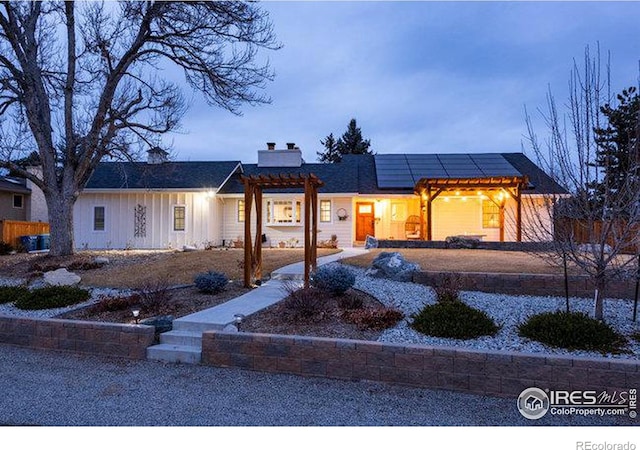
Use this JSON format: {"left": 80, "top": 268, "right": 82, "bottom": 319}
{"left": 73, "top": 143, "right": 566, "bottom": 250}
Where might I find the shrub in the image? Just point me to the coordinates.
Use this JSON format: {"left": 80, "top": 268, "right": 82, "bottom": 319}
{"left": 281, "top": 283, "right": 327, "bottom": 322}
{"left": 194, "top": 271, "right": 228, "bottom": 294}
{"left": 433, "top": 273, "right": 462, "bottom": 303}
{"left": 15, "top": 286, "right": 90, "bottom": 310}
{"left": 0, "top": 241, "right": 13, "bottom": 255}
{"left": 518, "top": 311, "right": 627, "bottom": 353}
{"left": 136, "top": 279, "right": 173, "bottom": 312}
{"left": 0, "top": 285, "right": 30, "bottom": 304}
{"left": 343, "top": 307, "right": 404, "bottom": 330}
{"left": 411, "top": 301, "right": 499, "bottom": 339}
{"left": 311, "top": 264, "right": 355, "bottom": 296}
{"left": 67, "top": 260, "right": 105, "bottom": 271}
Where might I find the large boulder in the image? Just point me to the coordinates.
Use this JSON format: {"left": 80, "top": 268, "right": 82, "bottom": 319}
{"left": 43, "top": 268, "right": 81, "bottom": 286}
{"left": 365, "top": 251, "right": 420, "bottom": 282}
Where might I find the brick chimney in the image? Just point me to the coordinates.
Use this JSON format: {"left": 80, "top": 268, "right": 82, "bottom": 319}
{"left": 267, "top": 142, "right": 276, "bottom": 151}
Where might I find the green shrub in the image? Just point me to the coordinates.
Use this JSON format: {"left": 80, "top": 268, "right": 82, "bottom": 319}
{"left": 518, "top": 311, "right": 627, "bottom": 353}
{"left": 15, "top": 286, "right": 90, "bottom": 310}
{"left": 0, "top": 241, "right": 13, "bottom": 255}
{"left": 194, "top": 271, "right": 228, "bottom": 294}
{"left": 343, "top": 307, "right": 404, "bottom": 330}
{"left": 311, "top": 265, "right": 355, "bottom": 295}
{"left": 0, "top": 285, "right": 30, "bottom": 304}
{"left": 411, "top": 301, "right": 500, "bottom": 339}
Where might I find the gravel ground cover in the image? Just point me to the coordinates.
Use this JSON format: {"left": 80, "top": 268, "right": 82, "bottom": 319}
{"left": 346, "top": 264, "right": 640, "bottom": 359}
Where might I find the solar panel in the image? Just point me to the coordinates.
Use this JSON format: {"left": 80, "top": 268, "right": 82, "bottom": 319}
{"left": 374, "top": 153, "right": 523, "bottom": 189}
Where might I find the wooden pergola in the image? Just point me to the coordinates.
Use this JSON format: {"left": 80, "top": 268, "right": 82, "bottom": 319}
{"left": 414, "top": 175, "right": 529, "bottom": 242}
{"left": 241, "top": 173, "right": 324, "bottom": 288}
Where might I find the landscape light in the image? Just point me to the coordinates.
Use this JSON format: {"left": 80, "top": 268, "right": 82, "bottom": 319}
{"left": 132, "top": 309, "right": 140, "bottom": 324}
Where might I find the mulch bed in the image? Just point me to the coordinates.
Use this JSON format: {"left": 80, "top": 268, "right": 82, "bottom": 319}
{"left": 241, "top": 288, "right": 397, "bottom": 341}
{"left": 57, "top": 282, "right": 249, "bottom": 324}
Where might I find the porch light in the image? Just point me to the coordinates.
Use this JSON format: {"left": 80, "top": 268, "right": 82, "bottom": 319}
{"left": 206, "top": 190, "right": 215, "bottom": 198}
{"left": 455, "top": 191, "right": 461, "bottom": 196}
{"left": 477, "top": 191, "right": 483, "bottom": 196}
{"left": 443, "top": 197, "right": 450, "bottom": 202}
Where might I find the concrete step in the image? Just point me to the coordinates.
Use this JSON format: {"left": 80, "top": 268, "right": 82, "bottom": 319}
{"left": 171, "top": 320, "right": 226, "bottom": 333}
{"left": 146, "top": 343, "right": 201, "bottom": 364}
{"left": 160, "top": 330, "right": 203, "bottom": 347}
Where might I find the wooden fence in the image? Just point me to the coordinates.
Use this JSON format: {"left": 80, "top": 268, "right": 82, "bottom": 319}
{"left": 0, "top": 220, "right": 49, "bottom": 248}
{"left": 554, "top": 217, "right": 639, "bottom": 254}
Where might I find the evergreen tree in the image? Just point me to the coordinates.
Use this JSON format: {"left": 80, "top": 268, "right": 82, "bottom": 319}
{"left": 317, "top": 118, "right": 373, "bottom": 163}
{"left": 592, "top": 86, "right": 640, "bottom": 208}
{"left": 317, "top": 133, "right": 341, "bottom": 163}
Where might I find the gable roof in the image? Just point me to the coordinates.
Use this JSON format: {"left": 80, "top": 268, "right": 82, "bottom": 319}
{"left": 0, "top": 177, "right": 30, "bottom": 194}
{"left": 500, "top": 152, "right": 567, "bottom": 195}
{"left": 85, "top": 161, "right": 241, "bottom": 190}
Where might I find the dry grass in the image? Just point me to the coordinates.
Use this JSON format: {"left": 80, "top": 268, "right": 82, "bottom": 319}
{"left": 341, "top": 248, "right": 572, "bottom": 275}
{"left": 79, "top": 248, "right": 341, "bottom": 288}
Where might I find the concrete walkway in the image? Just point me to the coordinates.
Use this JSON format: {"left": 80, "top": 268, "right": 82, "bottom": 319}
{"left": 146, "top": 247, "right": 368, "bottom": 363}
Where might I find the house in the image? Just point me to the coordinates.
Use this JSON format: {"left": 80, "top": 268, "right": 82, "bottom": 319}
{"left": 74, "top": 143, "right": 566, "bottom": 250}
{"left": 0, "top": 174, "right": 48, "bottom": 223}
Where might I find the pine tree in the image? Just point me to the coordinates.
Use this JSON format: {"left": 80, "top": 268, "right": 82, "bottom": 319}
{"left": 592, "top": 86, "right": 640, "bottom": 209}
{"left": 317, "top": 118, "right": 373, "bottom": 163}
{"left": 317, "top": 133, "right": 341, "bottom": 163}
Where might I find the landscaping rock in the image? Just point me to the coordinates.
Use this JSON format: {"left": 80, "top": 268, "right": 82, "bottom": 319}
{"left": 365, "top": 251, "right": 420, "bottom": 282}
{"left": 43, "top": 268, "right": 81, "bottom": 286}
{"left": 183, "top": 245, "right": 198, "bottom": 252}
{"left": 140, "top": 315, "right": 174, "bottom": 333}
{"left": 445, "top": 236, "right": 480, "bottom": 249}
{"left": 93, "top": 256, "right": 110, "bottom": 265}
{"left": 364, "top": 235, "right": 378, "bottom": 249}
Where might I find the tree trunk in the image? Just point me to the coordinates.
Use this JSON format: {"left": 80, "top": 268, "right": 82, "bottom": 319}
{"left": 594, "top": 275, "right": 606, "bottom": 320}
{"left": 46, "top": 190, "right": 77, "bottom": 256}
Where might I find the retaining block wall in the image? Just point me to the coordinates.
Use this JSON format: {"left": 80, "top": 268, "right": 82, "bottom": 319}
{"left": 413, "top": 271, "right": 635, "bottom": 299}
{"left": 201, "top": 331, "right": 639, "bottom": 397}
{"left": 0, "top": 315, "right": 155, "bottom": 359}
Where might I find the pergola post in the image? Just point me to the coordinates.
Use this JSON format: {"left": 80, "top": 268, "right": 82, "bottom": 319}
{"left": 311, "top": 183, "right": 318, "bottom": 271}
{"left": 516, "top": 186, "right": 522, "bottom": 242}
{"left": 426, "top": 186, "right": 433, "bottom": 241}
{"left": 254, "top": 187, "right": 263, "bottom": 281}
{"left": 499, "top": 201, "right": 505, "bottom": 242}
{"left": 243, "top": 182, "right": 254, "bottom": 288}
{"left": 304, "top": 177, "right": 311, "bottom": 288}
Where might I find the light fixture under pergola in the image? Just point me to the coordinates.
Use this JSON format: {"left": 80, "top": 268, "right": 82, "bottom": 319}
{"left": 241, "top": 173, "right": 324, "bottom": 288}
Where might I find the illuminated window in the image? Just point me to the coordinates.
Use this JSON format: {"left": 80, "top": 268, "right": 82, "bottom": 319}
{"left": 267, "top": 199, "right": 301, "bottom": 224}
{"left": 482, "top": 200, "right": 500, "bottom": 229}
{"left": 173, "top": 206, "right": 186, "bottom": 231}
{"left": 320, "top": 200, "right": 331, "bottom": 222}
{"left": 237, "top": 200, "right": 245, "bottom": 222}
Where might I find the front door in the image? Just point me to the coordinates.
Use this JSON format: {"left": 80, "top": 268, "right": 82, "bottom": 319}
{"left": 355, "top": 202, "right": 375, "bottom": 241}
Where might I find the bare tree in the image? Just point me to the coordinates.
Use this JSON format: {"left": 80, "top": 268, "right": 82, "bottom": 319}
{"left": 523, "top": 45, "right": 640, "bottom": 320}
{"left": 0, "top": 1, "right": 279, "bottom": 255}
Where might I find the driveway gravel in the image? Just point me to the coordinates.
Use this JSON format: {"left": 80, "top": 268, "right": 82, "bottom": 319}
{"left": 0, "top": 344, "right": 632, "bottom": 426}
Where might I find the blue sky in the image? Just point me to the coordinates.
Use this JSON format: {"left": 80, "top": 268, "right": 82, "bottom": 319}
{"left": 165, "top": 1, "right": 640, "bottom": 164}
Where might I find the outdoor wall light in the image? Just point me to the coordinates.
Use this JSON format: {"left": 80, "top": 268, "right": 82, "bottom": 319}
{"left": 233, "top": 313, "right": 245, "bottom": 331}
{"left": 132, "top": 308, "right": 140, "bottom": 324}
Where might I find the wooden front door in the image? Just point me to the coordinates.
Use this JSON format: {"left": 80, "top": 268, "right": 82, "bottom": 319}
{"left": 355, "top": 202, "right": 375, "bottom": 241}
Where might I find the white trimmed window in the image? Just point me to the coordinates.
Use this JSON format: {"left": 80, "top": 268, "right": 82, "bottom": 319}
{"left": 93, "top": 206, "right": 105, "bottom": 231}
{"left": 12, "top": 194, "right": 23, "bottom": 209}
{"left": 320, "top": 199, "right": 332, "bottom": 222}
{"left": 266, "top": 199, "right": 301, "bottom": 225}
{"left": 237, "top": 199, "right": 245, "bottom": 222}
{"left": 173, "top": 205, "right": 186, "bottom": 231}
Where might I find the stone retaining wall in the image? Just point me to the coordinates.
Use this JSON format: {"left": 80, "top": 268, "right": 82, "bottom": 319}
{"left": 201, "top": 331, "right": 639, "bottom": 397}
{"left": 413, "top": 271, "right": 636, "bottom": 299}
{"left": 0, "top": 315, "right": 155, "bottom": 359}
{"left": 377, "top": 239, "right": 555, "bottom": 252}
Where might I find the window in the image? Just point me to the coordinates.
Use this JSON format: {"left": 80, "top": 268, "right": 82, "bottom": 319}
{"left": 12, "top": 194, "right": 23, "bottom": 209}
{"left": 390, "top": 202, "right": 407, "bottom": 221}
{"left": 267, "top": 199, "right": 301, "bottom": 225}
{"left": 237, "top": 199, "right": 245, "bottom": 222}
{"left": 93, "top": 206, "right": 105, "bottom": 231}
{"left": 173, "top": 206, "right": 186, "bottom": 231}
{"left": 320, "top": 199, "right": 332, "bottom": 222}
{"left": 482, "top": 200, "right": 500, "bottom": 229}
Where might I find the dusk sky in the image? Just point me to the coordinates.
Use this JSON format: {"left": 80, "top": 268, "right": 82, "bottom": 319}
{"left": 166, "top": 1, "right": 640, "bottom": 165}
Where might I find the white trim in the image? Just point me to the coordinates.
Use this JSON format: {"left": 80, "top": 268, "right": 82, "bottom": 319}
{"left": 172, "top": 204, "right": 187, "bottom": 232}
{"left": 12, "top": 193, "right": 24, "bottom": 209}
{"left": 93, "top": 205, "right": 106, "bottom": 232}
{"left": 217, "top": 162, "right": 243, "bottom": 192}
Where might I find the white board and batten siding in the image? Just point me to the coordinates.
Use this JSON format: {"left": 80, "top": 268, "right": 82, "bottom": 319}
{"left": 220, "top": 195, "right": 353, "bottom": 248}
{"left": 74, "top": 191, "right": 221, "bottom": 250}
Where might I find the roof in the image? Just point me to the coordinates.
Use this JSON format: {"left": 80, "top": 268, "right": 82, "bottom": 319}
{"left": 0, "top": 177, "right": 30, "bottom": 194}
{"left": 85, "top": 161, "right": 241, "bottom": 190}
{"left": 501, "top": 153, "right": 568, "bottom": 195}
